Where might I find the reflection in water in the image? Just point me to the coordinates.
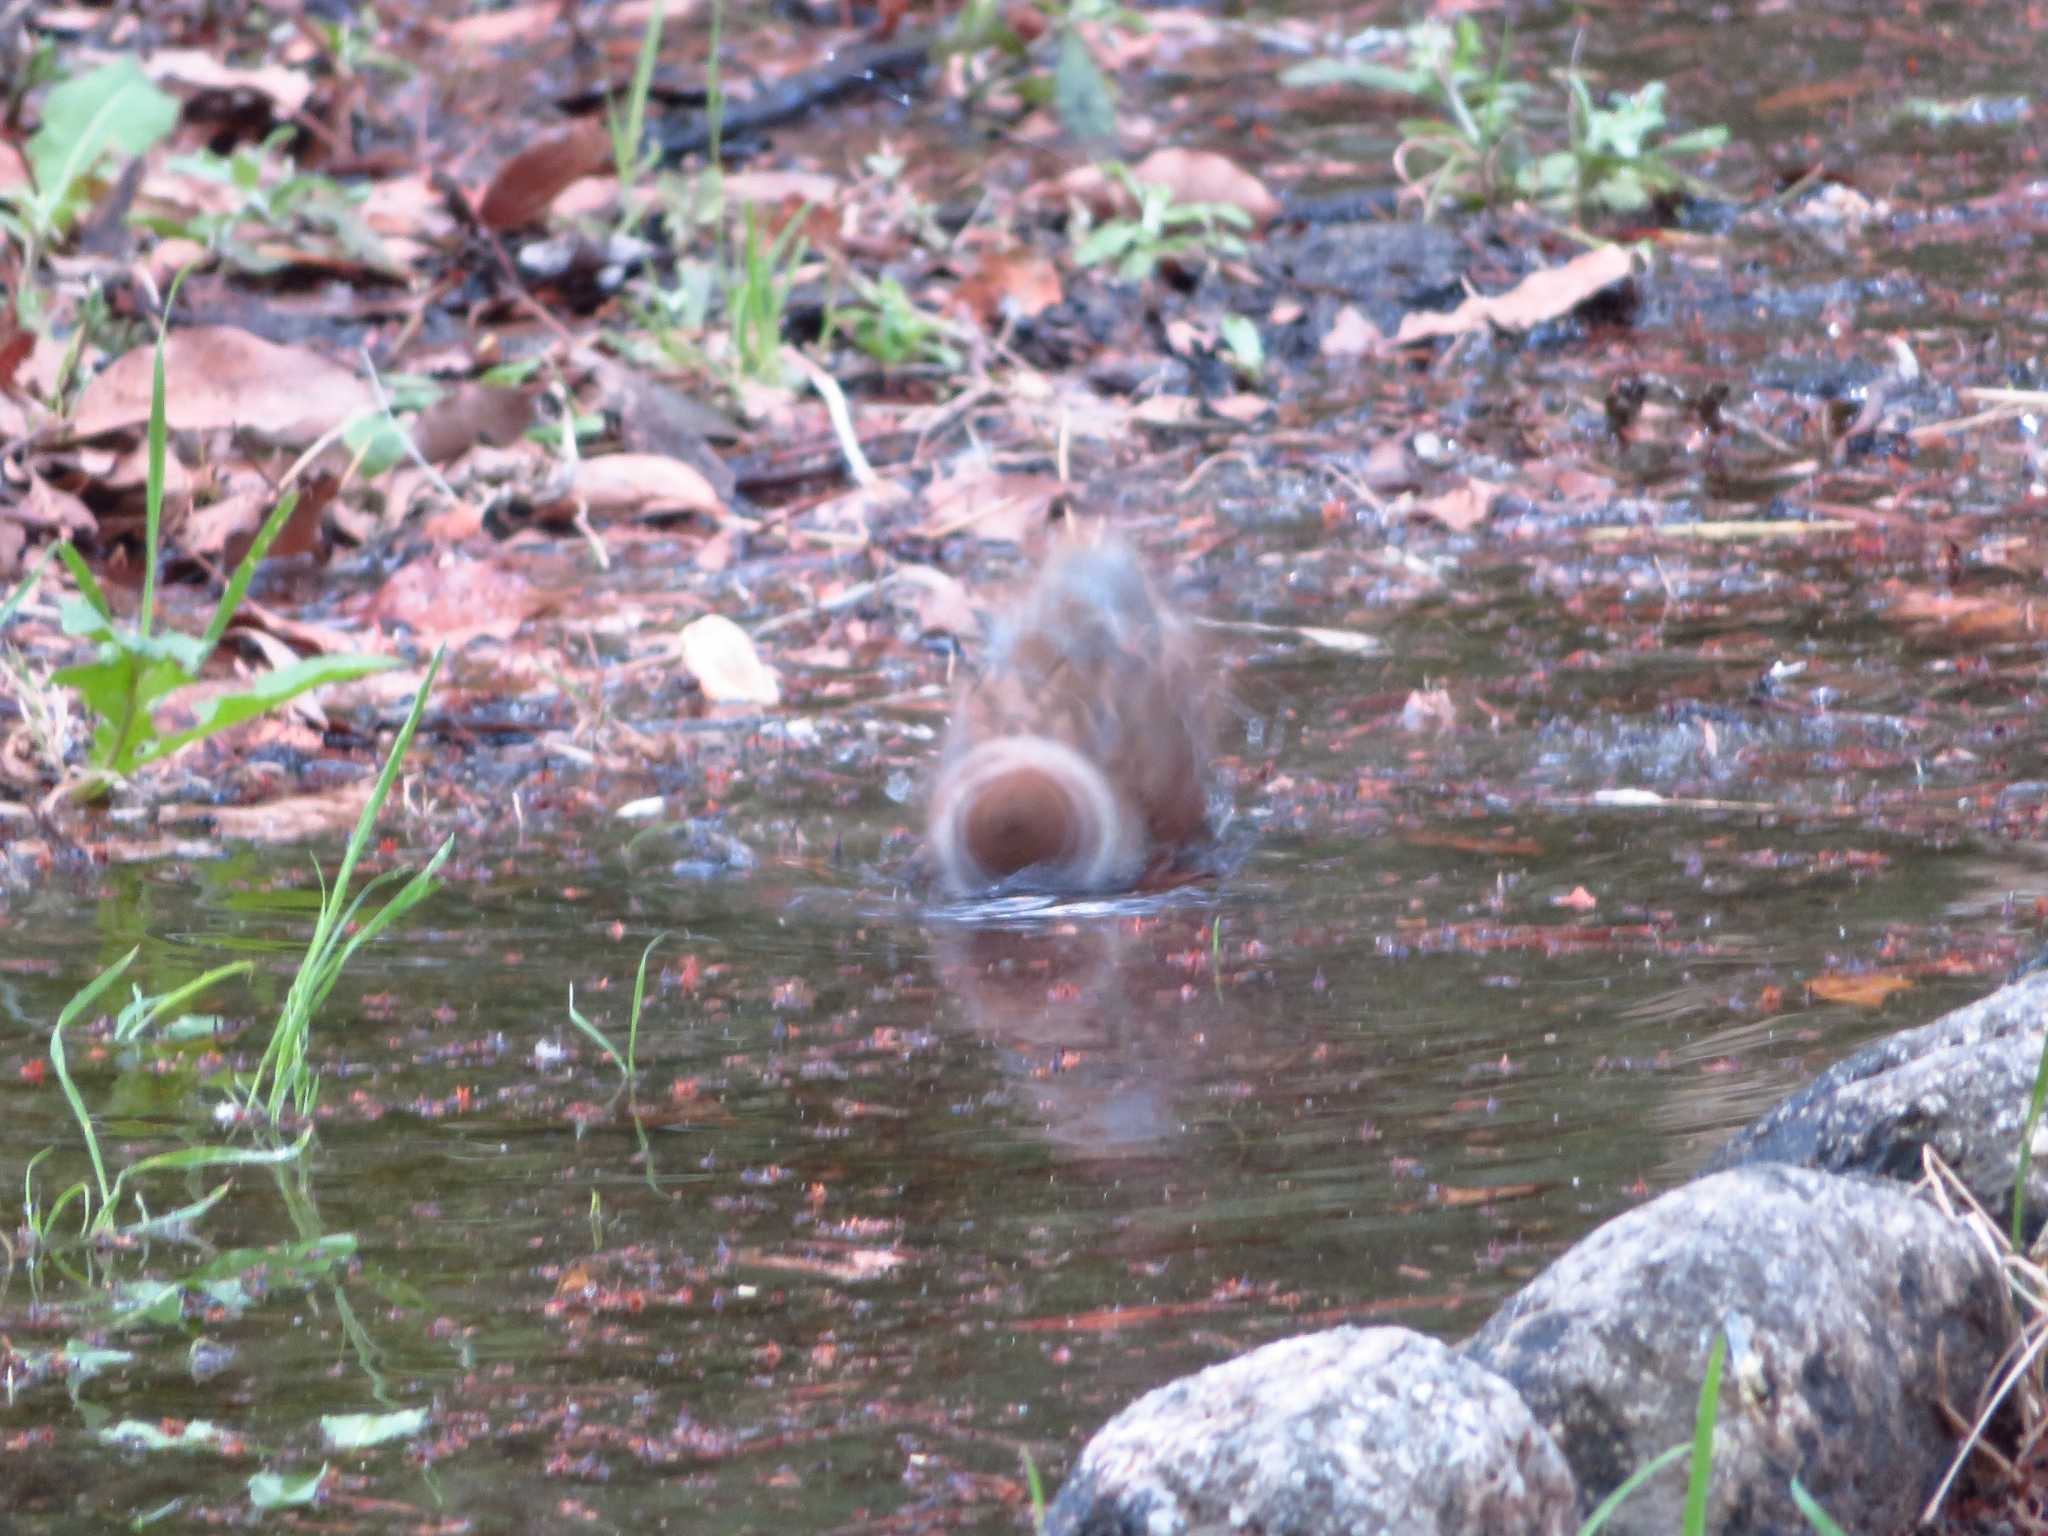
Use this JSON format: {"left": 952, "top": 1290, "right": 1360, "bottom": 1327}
{"left": 930, "top": 899, "right": 1221, "bottom": 1157}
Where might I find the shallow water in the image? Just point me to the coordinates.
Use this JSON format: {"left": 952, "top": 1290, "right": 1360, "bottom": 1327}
{"left": 10, "top": 1, "right": 2048, "bottom": 1530}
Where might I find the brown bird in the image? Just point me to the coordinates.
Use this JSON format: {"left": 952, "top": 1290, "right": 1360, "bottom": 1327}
{"left": 927, "top": 539, "right": 1214, "bottom": 898}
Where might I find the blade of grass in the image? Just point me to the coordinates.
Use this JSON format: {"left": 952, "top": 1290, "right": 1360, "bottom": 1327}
{"left": 0, "top": 541, "right": 59, "bottom": 629}
{"left": 1575, "top": 1444, "right": 1689, "bottom": 1535}
{"left": 2014, "top": 1028, "right": 2048, "bottom": 1249}
{"left": 1682, "top": 1327, "right": 1728, "bottom": 1536}
{"left": 247, "top": 646, "right": 446, "bottom": 1120}
{"left": 1790, "top": 1476, "right": 1850, "bottom": 1535}
{"left": 48, "top": 946, "right": 142, "bottom": 1212}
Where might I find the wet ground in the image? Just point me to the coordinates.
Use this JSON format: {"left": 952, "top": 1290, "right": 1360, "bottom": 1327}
{"left": 10, "top": 0, "right": 2048, "bottom": 1530}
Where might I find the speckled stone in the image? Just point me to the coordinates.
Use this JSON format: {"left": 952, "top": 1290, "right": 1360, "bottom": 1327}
{"left": 1709, "top": 969, "right": 2048, "bottom": 1240}
{"left": 1045, "top": 1325, "right": 1576, "bottom": 1536}
{"left": 1464, "top": 1165, "right": 2006, "bottom": 1536}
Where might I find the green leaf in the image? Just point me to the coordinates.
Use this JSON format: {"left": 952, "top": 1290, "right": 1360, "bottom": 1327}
{"left": 25, "top": 59, "right": 180, "bottom": 238}
{"left": 248, "top": 1468, "right": 326, "bottom": 1511}
{"left": 99, "top": 1418, "right": 226, "bottom": 1451}
{"left": 1073, "top": 221, "right": 1141, "bottom": 268}
{"left": 1278, "top": 57, "right": 1429, "bottom": 94}
{"left": 1053, "top": 29, "right": 1117, "bottom": 146}
{"left": 135, "top": 653, "right": 399, "bottom": 766}
{"left": 320, "top": 1407, "right": 428, "bottom": 1451}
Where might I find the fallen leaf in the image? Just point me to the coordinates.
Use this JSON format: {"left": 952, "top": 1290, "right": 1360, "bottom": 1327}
{"left": 363, "top": 552, "right": 553, "bottom": 643}
{"left": 410, "top": 384, "right": 538, "bottom": 464}
{"left": 1809, "top": 972, "right": 1913, "bottom": 1008}
{"left": 890, "top": 564, "right": 980, "bottom": 639}
{"left": 477, "top": 120, "right": 613, "bottom": 232}
{"left": 951, "top": 246, "right": 1063, "bottom": 325}
{"left": 561, "top": 454, "right": 725, "bottom": 520}
{"left": 1321, "top": 304, "right": 1383, "bottom": 357}
{"left": 72, "top": 326, "right": 376, "bottom": 444}
{"left": 1416, "top": 477, "right": 1498, "bottom": 532}
{"left": 1128, "top": 147, "right": 1280, "bottom": 227}
{"left": 918, "top": 463, "right": 1063, "bottom": 543}
{"left": 1392, "top": 245, "right": 1636, "bottom": 348}
{"left": 679, "top": 614, "right": 781, "bottom": 706}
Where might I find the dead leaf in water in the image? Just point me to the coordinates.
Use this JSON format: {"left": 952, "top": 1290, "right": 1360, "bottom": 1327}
{"left": 1809, "top": 972, "right": 1913, "bottom": 1008}
{"left": 1392, "top": 245, "right": 1636, "bottom": 349}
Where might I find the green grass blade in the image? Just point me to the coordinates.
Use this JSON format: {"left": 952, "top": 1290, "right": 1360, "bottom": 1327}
{"left": 628, "top": 932, "right": 664, "bottom": 1078}
{"left": 2014, "top": 1026, "right": 2048, "bottom": 1248}
{"left": 1682, "top": 1328, "right": 1729, "bottom": 1536}
{"left": 1789, "top": 1477, "right": 1850, "bottom": 1535}
{"left": 0, "top": 541, "right": 59, "bottom": 629}
{"left": 197, "top": 489, "right": 301, "bottom": 658}
{"left": 566, "top": 986, "right": 627, "bottom": 1084}
{"left": 113, "top": 960, "right": 254, "bottom": 1042}
{"left": 51, "top": 540, "right": 114, "bottom": 625}
{"left": 49, "top": 947, "right": 142, "bottom": 1209}
{"left": 1575, "top": 1444, "right": 1687, "bottom": 1535}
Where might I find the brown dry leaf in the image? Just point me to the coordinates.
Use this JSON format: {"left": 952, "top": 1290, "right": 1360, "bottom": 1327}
{"left": 951, "top": 246, "right": 1062, "bottom": 326}
{"left": 1417, "top": 477, "right": 1499, "bottom": 532}
{"left": 1322, "top": 305, "right": 1383, "bottom": 357}
{"left": 179, "top": 489, "right": 273, "bottom": 558}
{"left": 72, "top": 327, "right": 375, "bottom": 444}
{"left": 1207, "top": 392, "right": 1270, "bottom": 424}
{"left": 433, "top": 0, "right": 561, "bottom": 46}
{"left": 478, "top": 120, "right": 614, "bottom": 232}
{"left": 1809, "top": 971, "right": 1913, "bottom": 1008}
{"left": 12, "top": 471, "right": 95, "bottom": 534}
{"left": 364, "top": 552, "right": 554, "bottom": 643}
{"left": 919, "top": 462, "right": 1063, "bottom": 543}
{"left": 561, "top": 454, "right": 725, "bottom": 520}
{"left": 162, "top": 782, "right": 374, "bottom": 843}
{"left": 411, "top": 384, "right": 538, "bottom": 464}
{"left": 1883, "top": 580, "right": 2039, "bottom": 639}
{"left": 1392, "top": 245, "right": 1637, "bottom": 348}
{"left": 889, "top": 564, "right": 980, "bottom": 639}
{"left": 679, "top": 614, "right": 781, "bottom": 706}
{"left": 1128, "top": 147, "right": 1280, "bottom": 227}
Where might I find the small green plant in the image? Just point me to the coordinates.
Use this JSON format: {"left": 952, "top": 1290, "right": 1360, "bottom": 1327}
{"left": 825, "top": 275, "right": 962, "bottom": 370}
{"left": 1520, "top": 76, "right": 1727, "bottom": 216}
{"left": 1072, "top": 163, "right": 1252, "bottom": 282}
{"left": 1284, "top": 22, "right": 1723, "bottom": 220}
{"left": 0, "top": 58, "right": 179, "bottom": 316}
{"left": 26, "top": 950, "right": 313, "bottom": 1260}
{"left": 45, "top": 289, "right": 396, "bottom": 799}
{"left": 727, "top": 203, "right": 807, "bottom": 384}
{"left": 605, "top": 0, "right": 668, "bottom": 225}
{"left": 243, "top": 647, "right": 452, "bottom": 1122}
{"left": 567, "top": 932, "right": 665, "bottom": 1090}
{"left": 139, "top": 131, "right": 396, "bottom": 277}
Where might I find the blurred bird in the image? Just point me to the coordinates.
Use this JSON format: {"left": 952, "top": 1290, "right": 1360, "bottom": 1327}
{"left": 928, "top": 539, "right": 1214, "bottom": 897}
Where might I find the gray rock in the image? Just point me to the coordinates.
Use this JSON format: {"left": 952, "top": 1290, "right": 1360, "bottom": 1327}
{"left": 1464, "top": 1165, "right": 2007, "bottom": 1536}
{"left": 1709, "top": 969, "right": 2048, "bottom": 1240}
{"left": 1045, "top": 1325, "right": 1577, "bottom": 1536}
